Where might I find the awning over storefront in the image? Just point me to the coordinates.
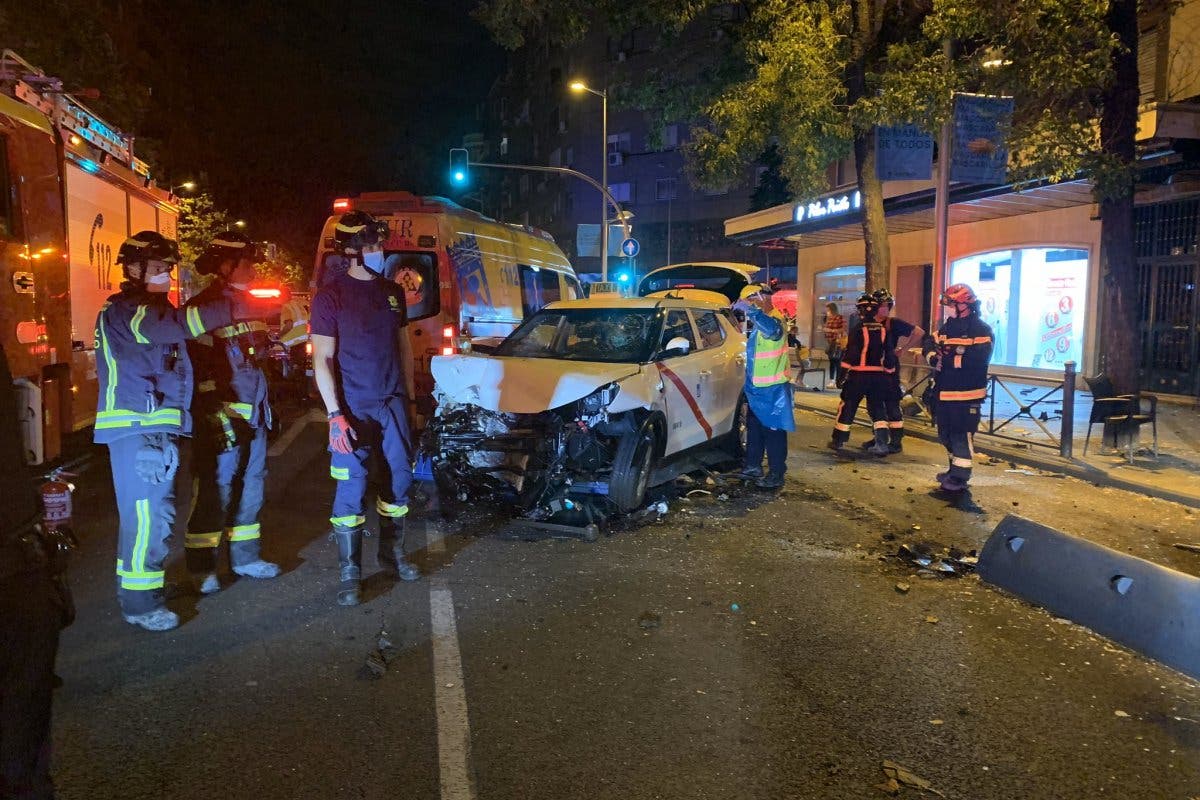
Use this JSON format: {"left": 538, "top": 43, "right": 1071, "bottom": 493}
{"left": 726, "top": 179, "right": 1096, "bottom": 248}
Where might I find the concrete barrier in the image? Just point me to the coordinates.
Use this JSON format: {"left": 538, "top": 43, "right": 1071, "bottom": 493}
{"left": 978, "top": 514, "right": 1200, "bottom": 680}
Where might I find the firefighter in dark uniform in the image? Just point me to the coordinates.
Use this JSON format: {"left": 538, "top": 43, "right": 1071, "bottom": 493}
{"left": 94, "top": 231, "right": 252, "bottom": 631}
{"left": 860, "top": 288, "right": 924, "bottom": 453}
{"left": 829, "top": 293, "right": 894, "bottom": 455}
{"left": 0, "top": 342, "right": 68, "bottom": 799}
{"left": 922, "top": 283, "right": 994, "bottom": 492}
{"left": 310, "top": 211, "right": 420, "bottom": 607}
{"left": 184, "top": 231, "right": 281, "bottom": 593}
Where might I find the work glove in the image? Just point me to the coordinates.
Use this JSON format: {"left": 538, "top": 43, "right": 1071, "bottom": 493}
{"left": 835, "top": 370, "right": 847, "bottom": 389}
{"left": 134, "top": 434, "right": 180, "bottom": 485}
{"left": 328, "top": 413, "right": 356, "bottom": 454}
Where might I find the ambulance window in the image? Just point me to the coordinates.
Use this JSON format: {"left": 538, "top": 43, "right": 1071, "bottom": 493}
{"left": 0, "top": 137, "right": 12, "bottom": 239}
{"left": 563, "top": 274, "right": 583, "bottom": 300}
{"left": 518, "top": 265, "right": 562, "bottom": 317}
{"left": 319, "top": 253, "right": 349, "bottom": 288}
{"left": 385, "top": 251, "right": 440, "bottom": 321}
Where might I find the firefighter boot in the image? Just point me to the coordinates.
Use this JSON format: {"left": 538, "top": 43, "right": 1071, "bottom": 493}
{"left": 332, "top": 525, "right": 363, "bottom": 606}
{"left": 378, "top": 517, "right": 420, "bottom": 582}
{"left": 868, "top": 428, "right": 891, "bottom": 457}
{"left": 828, "top": 429, "right": 849, "bottom": 451}
{"left": 888, "top": 429, "right": 904, "bottom": 454}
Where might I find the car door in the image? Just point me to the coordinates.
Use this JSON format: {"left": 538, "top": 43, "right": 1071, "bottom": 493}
{"left": 652, "top": 307, "right": 709, "bottom": 454}
{"left": 689, "top": 307, "right": 741, "bottom": 437}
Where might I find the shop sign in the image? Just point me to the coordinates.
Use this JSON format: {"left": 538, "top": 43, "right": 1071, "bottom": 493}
{"left": 794, "top": 190, "right": 862, "bottom": 223}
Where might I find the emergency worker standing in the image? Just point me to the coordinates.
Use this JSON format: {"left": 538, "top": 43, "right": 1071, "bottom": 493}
{"left": 310, "top": 211, "right": 420, "bottom": 607}
{"left": 736, "top": 284, "right": 794, "bottom": 490}
{"left": 922, "top": 284, "right": 994, "bottom": 492}
{"left": 95, "top": 231, "right": 251, "bottom": 631}
{"left": 829, "top": 294, "right": 893, "bottom": 455}
{"left": 184, "top": 231, "right": 281, "bottom": 593}
{"left": 862, "top": 288, "right": 924, "bottom": 453}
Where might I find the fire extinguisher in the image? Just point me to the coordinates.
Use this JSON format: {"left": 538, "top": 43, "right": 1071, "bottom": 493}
{"left": 40, "top": 468, "right": 75, "bottom": 532}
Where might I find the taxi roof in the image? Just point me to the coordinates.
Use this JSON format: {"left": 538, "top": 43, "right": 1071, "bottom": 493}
{"left": 547, "top": 296, "right": 727, "bottom": 312}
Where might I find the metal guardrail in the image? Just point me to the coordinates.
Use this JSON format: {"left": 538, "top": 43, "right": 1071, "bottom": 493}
{"left": 898, "top": 360, "right": 1077, "bottom": 458}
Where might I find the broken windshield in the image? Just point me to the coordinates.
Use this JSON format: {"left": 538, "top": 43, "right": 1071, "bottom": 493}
{"left": 496, "top": 308, "right": 660, "bottom": 363}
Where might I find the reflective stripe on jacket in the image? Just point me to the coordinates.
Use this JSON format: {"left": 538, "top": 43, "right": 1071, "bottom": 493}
{"left": 922, "top": 314, "right": 994, "bottom": 401}
{"left": 93, "top": 285, "right": 233, "bottom": 444}
{"left": 841, "top": 321, "right": 895, "bottom": 373}
{"left": 746, "top": 309, "right": 791, "bottom": 388}
{"left": 186, "top": 282, "right": 271, "bottom": 430}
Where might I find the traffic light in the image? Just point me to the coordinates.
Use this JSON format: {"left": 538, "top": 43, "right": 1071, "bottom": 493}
{"left": 449, "top": 148, "right": 469, "bottom": 186}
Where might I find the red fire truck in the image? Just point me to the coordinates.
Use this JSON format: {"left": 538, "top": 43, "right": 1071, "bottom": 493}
{"left": 1, "top": 50, "right": 181, "bottom": 463}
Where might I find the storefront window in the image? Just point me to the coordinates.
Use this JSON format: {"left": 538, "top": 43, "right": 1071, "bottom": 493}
{"left": 812, "top": 265, "right": 864, "bottom": 348}
{"left": 949, "top": 247, "right": 1089, "bottom": 370}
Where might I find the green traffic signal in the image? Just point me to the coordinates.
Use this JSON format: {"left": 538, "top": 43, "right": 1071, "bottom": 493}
{"left": 449, "top": 148, "right": 469, "bottom": 186}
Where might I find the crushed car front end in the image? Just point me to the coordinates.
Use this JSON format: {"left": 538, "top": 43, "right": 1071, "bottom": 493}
{"left": 426, "top": 378, "right": 647, "bottom": 518}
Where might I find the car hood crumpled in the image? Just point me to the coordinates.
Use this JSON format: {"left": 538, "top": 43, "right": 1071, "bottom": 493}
{"left": 431, "top": 354, "right": 644, "bottom": 414}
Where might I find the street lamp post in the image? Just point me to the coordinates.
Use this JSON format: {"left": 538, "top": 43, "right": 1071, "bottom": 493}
{"left": 570, "top": 80, "right": 611, "bottom": 282}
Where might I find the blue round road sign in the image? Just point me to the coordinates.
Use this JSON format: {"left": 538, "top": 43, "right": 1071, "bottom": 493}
{"left": 620, "top": 238, "right": 640, "bottom": 257}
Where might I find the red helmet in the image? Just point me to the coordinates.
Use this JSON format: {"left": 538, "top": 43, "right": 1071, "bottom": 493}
{"left": 941, "top": 283, "right": 978, "bottom": 306}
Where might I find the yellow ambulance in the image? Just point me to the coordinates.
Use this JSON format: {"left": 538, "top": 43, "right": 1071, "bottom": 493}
{"left": 312, "top": 192, "right": 582, "bottom": 418}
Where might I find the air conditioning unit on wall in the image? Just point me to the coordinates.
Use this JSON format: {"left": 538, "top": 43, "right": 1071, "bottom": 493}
{"left": 607, "top": 152, "right": 624, "bottom": 167}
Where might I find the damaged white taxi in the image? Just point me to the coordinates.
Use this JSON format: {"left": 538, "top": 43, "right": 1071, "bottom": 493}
{"left": 427, "top": 296, "right": 747, "bottom": 518}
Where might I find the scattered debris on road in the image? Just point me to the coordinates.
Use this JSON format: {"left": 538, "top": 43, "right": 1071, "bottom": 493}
{"left": 894, "top": 543, "right": 978, "bottom": 577}
{"left": 895, "top": 582, "right": 911, "bottom": 594}
{"left": 637, "top": 611, "right": 661, "bottom": 630}
{"left": 1173, "top": 542, "right": 1200, "bottom": 555}
{"left": 877, "top": 760, "right": 945, "bottom": 797}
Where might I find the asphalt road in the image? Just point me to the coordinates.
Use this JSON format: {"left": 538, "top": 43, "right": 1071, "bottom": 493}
{"left": 49, "top": 409, "right": 1200, "bottom": 799}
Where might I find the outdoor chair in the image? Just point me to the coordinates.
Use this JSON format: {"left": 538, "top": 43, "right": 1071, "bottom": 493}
{"left": 1082, "top": 374, "right": 1158, "bottom": 463}
{"left": 793, "top": 351, "right": 827, "bottom": 390}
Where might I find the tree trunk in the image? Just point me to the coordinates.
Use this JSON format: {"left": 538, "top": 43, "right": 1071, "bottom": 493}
{"left": 854, "top": 130, "right": 891, "bottom": 293}
{"left": 1098, "top": 0, "right": 1140, "bottom": 393}
{"left": 846, "top": 0, "right": 891, "bottom": 294}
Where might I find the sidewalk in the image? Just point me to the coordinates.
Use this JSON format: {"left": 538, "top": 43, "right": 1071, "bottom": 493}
{"left": 791, "top": 369, "right": 1200, "bottom": 509}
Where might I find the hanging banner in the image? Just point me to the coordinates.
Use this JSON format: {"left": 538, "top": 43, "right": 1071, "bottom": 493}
{"left": 950, "top": 94, "right": 1014, "bottom": 184}
{"left": 875, "top": 125, "right": 934, "bottom": 181}
{"left": 575, "top": 224, "right": 626, "bottom": 257}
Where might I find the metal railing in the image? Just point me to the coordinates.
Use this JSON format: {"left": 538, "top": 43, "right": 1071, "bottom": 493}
{"left": 898, "top": 360, "right": 1077, "bottom": 458}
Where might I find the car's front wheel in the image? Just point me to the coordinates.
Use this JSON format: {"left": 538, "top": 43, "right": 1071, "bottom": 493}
{"left": 608, "top": 418, "right": 658, "bottom": 513}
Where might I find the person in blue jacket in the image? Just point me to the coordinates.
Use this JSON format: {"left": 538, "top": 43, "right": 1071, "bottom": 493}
{"left": 94, "top": 231, "right": 253, "bottom": 631}
{"left": 184, "top": 231, "right": 281, "bottom": 594}
{"left": 735, "top": 284, "right": 794, "bottom": 490}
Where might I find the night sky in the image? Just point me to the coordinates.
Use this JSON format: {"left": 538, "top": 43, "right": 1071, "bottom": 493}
{"left": 3, "top": 0, "right": 505, "bottom": 259}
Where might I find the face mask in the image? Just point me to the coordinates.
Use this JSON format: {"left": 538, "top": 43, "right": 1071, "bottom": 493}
{"left": 146, "top": 271, "right": 172, "bottom": 290}
{"left": 362, "top": 250, "right": 385, "bottom": 276}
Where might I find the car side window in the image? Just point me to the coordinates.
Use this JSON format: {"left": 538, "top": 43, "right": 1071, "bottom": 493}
{"left": 691, "top": 309, "right": 726, "bottom": 350}
{"left": 659, "top": 309, "right": 697, "bottom": 357}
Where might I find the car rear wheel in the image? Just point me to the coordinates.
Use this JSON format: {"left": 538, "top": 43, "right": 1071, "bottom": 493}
{"left": 608, "top": 419, "right": 658, "bottom": 513}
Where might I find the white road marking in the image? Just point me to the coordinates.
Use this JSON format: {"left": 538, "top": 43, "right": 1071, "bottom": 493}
{"left": 429, "top": 571, "right": 475, "bottom": 800}
{"left": 267, "top": 408, "right": 324, "bottom": 457}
